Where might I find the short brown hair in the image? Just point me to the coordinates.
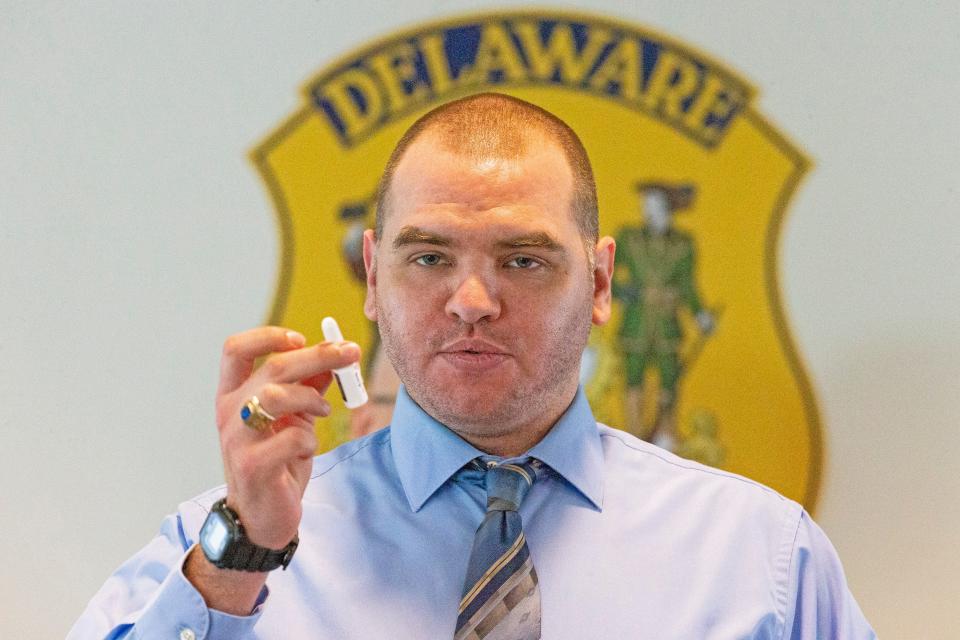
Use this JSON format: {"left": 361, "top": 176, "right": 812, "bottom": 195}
{"left": 374, "top": 93, "right": 598, "bottom": 243}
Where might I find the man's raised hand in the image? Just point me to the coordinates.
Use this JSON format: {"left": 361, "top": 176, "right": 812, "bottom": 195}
{"left": 214, "top": 326, "right": 361, "bottom": 549}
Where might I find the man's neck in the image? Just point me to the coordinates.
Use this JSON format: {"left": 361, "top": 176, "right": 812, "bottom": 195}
{"left": 453, "top": 420, "right": 556, "bottom": 458}
{"left": 438, "top": 386, "right": 579, "bottom": 458}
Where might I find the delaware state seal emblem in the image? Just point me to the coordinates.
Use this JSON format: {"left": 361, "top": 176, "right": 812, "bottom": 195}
{"left": 251, "top": 11, "right": 821, "bottom": 510}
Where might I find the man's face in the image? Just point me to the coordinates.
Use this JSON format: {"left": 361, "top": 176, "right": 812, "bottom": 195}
{"left": 362, "top": 132, "right": 614, "bottom": 443}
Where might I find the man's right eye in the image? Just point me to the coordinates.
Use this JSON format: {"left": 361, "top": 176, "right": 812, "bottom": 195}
{"left": 414, "top": 254, "right": 443, "bottom": 266}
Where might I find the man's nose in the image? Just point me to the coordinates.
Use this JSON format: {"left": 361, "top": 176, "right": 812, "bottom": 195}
{"left": 445, "top": 274, "right": 501, "bottom": 324}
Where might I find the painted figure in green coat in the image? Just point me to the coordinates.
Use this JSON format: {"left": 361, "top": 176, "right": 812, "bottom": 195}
{"left": 613, "top": 183, "right": 714, "bottom": 449}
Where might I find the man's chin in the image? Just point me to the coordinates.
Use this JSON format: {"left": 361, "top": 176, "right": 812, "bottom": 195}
{"left": 414, "top": 384, "right": 520, "bottom": 429}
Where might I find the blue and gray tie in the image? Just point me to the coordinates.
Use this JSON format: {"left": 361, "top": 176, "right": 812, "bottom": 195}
{"left": 455, "top": 459, "right": 541, "bottom": 640}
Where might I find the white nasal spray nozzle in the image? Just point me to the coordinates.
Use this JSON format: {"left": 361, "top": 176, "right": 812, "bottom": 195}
{"left": 321, "top": 317, "right": 368, "bottom": 409}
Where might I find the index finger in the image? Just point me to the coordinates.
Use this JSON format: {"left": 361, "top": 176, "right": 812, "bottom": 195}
{"left": 218, "top": 326, "right": 306, "bottom": 395}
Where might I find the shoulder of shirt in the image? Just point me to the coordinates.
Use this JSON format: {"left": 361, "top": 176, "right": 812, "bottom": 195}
{"left": 308, "top": 425, "right": 393, "bottom": 481}
{"left": 178, "top": 427, "right": 394, "bottom": 515}
{"left": 596, "top": 421, "right": 803, "bottom": 513}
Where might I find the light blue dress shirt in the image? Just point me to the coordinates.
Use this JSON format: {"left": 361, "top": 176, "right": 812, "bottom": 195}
{"left": 71, "top": 386, "right": 876, "bottom": 639}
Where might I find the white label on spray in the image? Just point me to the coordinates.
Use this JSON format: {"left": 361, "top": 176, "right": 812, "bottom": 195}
{"left": 321, "top": 317, "right": 369, "bottom": 409}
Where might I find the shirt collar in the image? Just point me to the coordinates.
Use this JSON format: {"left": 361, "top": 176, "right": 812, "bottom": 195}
{"left": 390, "top": 385, "right": 604, "bottom": 512}
{"left": 526, "top": 386, "right": 604, "bottom": 511}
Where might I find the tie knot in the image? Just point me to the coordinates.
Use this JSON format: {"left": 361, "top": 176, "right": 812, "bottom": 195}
{"left": 482, "top": 460, "right": 539, "bottom": 512}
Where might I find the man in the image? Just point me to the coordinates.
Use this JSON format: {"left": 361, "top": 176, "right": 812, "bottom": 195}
{"left": 71, "top": 94, "right": 874, "bottom": 639}
{"left": 613, "top": 182, "right": 714, "bottom": 448}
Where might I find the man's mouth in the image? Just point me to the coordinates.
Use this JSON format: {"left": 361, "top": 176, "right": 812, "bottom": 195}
{"left": 438, "top": 339, "right": 511, "bottom": 371}
{"left": 440, "top": 338, "right": 509, "bottom": 355}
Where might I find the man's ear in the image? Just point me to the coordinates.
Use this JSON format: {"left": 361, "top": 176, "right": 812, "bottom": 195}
{"left": 362, "top": 229, "right": 378, "bottom": 321}
{"left": 591, "top": 236, "right": 616, "bottom": 326}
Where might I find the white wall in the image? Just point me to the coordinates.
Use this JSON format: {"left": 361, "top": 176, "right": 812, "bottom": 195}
{"left": 2, "top": 2, "right": 957, "bottom": 637}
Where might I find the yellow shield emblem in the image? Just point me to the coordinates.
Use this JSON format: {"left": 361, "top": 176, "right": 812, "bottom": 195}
{"left": 251, "top": 11, "right": 821, "bottom": 510}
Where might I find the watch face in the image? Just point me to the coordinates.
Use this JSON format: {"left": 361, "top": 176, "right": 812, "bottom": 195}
{"left": 200, "top": 511, "right": 231, "bottom": 561}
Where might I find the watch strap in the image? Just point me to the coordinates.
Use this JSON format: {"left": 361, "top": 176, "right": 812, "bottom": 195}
{"left": 218, "top": 530, "right": 299, "bottom": 572}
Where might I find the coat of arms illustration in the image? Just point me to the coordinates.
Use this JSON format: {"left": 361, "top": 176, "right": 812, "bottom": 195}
{"left": 251, "top": 11, "right": 820, "bottom": 510}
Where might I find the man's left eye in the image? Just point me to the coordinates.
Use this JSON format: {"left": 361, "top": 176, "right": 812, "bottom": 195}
{"left": 415, "top": 254, "right": 443, "bottom": 266}
{"left": 506, "top": 256, "right": 540, "bottom": 269}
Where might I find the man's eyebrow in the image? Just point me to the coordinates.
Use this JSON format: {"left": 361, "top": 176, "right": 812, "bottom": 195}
{"left": 391, "top": 227, "right": 566, "bottom": 254}
{"left": 392, "top": 226, "right": 452, "bottom": 250}
{"left": 496, "top": 232, "right": 566, "bottom": 253}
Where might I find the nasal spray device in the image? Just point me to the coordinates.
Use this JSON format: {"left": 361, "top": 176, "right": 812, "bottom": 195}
{"left": 321, "top": 317, "right": 368, "bottom": 409}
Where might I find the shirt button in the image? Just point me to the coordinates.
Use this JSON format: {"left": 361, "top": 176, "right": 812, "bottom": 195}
{"left": 179, "top": 628, "right": 196, "bottom": 640}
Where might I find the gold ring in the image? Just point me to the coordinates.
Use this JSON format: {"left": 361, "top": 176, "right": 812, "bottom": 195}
{"left": 240, "top": 395, "right": 276, "bottom": 431}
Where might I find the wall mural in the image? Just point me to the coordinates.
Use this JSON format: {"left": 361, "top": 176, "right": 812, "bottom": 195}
{"left": 250, "top": 10, "right": 820, "bottom": 510}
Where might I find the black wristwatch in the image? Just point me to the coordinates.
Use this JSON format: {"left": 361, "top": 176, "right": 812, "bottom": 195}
{"left": 198, "top": 498, "right": 299, "bottom": 572}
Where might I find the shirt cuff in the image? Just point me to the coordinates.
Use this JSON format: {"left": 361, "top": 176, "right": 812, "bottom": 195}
{"left": 133, "top": 546, "right": 268, "bottom": 640}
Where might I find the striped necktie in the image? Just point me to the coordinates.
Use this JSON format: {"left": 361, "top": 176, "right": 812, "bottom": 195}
{"left": 455, "top": 459, "right": 541, "bottom": 640}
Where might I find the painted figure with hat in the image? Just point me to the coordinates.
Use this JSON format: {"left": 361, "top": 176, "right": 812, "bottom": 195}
{"left": 613, "top": 182, "right": 715, "bottom": 449}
